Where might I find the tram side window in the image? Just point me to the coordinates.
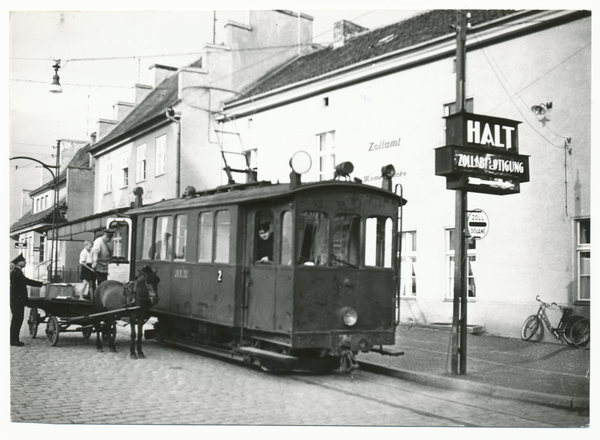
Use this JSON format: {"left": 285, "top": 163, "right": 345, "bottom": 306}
{"left": 215, "top": 210, "right": 230, "bottom": 263}
{"left": 255, "top": 210, "right": 274, "bottom": 264}
{"left": 198, "top": 212, "right": 213, "bottom": 263}
{"left": 142, "top": 218, "right": 153, "bottom": 260}
{"left": 298, "top": 211, "right": 328, "bottom": 266}
{"left": 174, "top": 214, "right": 187, "bottom": 261}
{"left": 154, "top": 216, "right": 173, "bottom": 260}
{"left": 331, "top": 214, "right": 361, "bottom": 267}
{"left": 108, "top": 221, "right": 129, "bottom": 262}
{"left": 366, "top": 216, "right": 393, "bottom": 268}
{"left": 280, "top": 211, "right": 293, "bottom": 266}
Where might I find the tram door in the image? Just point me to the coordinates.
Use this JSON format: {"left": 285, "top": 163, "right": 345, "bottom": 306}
{"left": 245, "top": 209, "right": 277, "bottom": 332}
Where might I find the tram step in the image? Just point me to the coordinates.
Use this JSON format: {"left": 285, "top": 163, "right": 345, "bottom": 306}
{"left": 235, "top": 346, "right": 298, "bottom": 362}
{"left": 370, "top": 346, "right": 405, "bottom": 356}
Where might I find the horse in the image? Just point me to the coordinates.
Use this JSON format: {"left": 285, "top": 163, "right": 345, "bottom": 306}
{"left": 92, "top": 265, "right": 160, "bottom": 359}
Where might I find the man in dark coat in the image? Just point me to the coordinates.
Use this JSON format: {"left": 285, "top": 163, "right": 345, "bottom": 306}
{"left": 10, "top": 253, "right": 44, "bottom": 346}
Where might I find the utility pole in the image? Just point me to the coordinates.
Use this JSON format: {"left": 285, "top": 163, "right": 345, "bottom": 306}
{"left": 52, "top": 140, "right": 61, "bottom": 282}
{"left": 450, "top": 10, "right": 469, "bottom": 375}
{"left": 213, "top": 11, "right": 217, "bottom": 45}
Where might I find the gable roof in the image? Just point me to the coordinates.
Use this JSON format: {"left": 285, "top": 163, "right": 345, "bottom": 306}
{"left": 90, "top": 72, "right": 180, "bottom": 152}
{"left": 235, "top": 10, "right": 522, "bottom": 100}
{"left": 10, "top": 197, "right": 67, "bottom": 235}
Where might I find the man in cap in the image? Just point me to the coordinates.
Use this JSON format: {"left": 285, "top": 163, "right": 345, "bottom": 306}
{"left": 91, "top": 229, "right": 115, "bottom": 285}
{"left": 10, "top": 254, "right": 45, "bottom": 346}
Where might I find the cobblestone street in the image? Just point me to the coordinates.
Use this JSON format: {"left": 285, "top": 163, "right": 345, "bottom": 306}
{"left": 9, "top": 316, "right": 590, "bottom": 430}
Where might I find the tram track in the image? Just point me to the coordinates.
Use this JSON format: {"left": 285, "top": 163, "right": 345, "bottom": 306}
{"left": 286, "top": 368, "right": 581, "bottom": 428}
{"left": 158, "top": 338, "right": 583, "bottom": 427}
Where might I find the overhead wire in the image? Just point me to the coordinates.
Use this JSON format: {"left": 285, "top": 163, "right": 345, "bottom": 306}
{"left": 470, "top": 30, "right": 589, "bottom": 148}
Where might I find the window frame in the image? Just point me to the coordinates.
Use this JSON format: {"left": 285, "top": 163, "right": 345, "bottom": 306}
{"left": 104, "top": 158, "right": 113, "bottom": 194}
{"left": 280, "top": 211, "right": 293, "bottom": 266}
{"left": 141, "top": 217, "right": 154, "bottom": 260}
{"left": 445, "top": 228, "right": 477, "bottom": 300}
{"left": 197, "top": 211, "right": 214, "bottom": 263}
{"left": 154, "top": 215, "right": 173, "bottom": 261}
{"left": 315, "top": 130, "right": 336, "bottom": 181}
{"left": 214, "top": 210, "right": 231, "bottom": 263}
{"left": 120, "top": 153, "right": 129, "bottom": 188}
{"left": 173, "top": 214, "right": 187, "bottom": 261}
{"left": 400, "top": 230, "right": 417, "bottom": 298}
{"left": 155, "top": 134, "right": 166, "bottom": 177}
{"left": 136, "top": 143, "right": 147, "bottom": 183}
{"left": 575, "top": 218, "right": 591, "bottom": 302}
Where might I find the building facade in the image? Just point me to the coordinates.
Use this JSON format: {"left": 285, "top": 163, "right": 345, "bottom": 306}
{"left": 217, "top": 10, "right": 591, "bottom": 339}
{"left": 10, "top": 139, "right": 92, "bottom": 282}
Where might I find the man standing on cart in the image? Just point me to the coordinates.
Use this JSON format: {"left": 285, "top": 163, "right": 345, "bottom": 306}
{"left": 91, "top": 229, "right": 114, "bottom": 286}
{"left": 10, "top": 254, "right": 45, "bottom": 346}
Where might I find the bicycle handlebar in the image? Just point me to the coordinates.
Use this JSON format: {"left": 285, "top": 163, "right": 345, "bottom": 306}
{"left": 535, "top": 296, "right": 558, "bottom": 308}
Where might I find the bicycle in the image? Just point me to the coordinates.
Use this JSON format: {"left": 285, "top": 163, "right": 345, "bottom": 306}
{"left": 521, "top": 295, "right": 589, "bottom": 347}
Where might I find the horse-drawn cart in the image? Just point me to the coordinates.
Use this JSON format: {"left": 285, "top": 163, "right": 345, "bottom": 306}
{"left": 27, "top": 283, "right": 140, "bottom": 347}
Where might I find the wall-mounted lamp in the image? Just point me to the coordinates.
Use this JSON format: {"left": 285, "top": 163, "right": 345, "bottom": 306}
{"left": 530, "top": 102, "right": 552, "bottom": 116}
{"left": 49, "top": 59, "right": 62, "bottom": 93}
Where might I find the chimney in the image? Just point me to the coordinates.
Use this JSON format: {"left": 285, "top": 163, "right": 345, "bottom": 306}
{"left": 97, "top": 118, "right": 118, "bottom": 139}
{"left": 89, "top": 132, "right": 97, "bottom": 145}
{"left": 113, "top": 101, "right": 135, "bottom": 121}
{"left": 149, "top": 64, "right": 178, "bottom": 88}
{"left": 333, "top": 20, "right": 368, "bottom": 48}
{"left": 21, "top": 190, "right": 32, "bottom": 216}
{"left": 134, "top": 83, "right": 152, "bottom": 105}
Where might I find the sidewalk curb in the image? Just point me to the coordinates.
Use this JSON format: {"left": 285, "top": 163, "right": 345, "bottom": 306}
{"left": 359, "top": 361, "right": 589, "bottom": 412}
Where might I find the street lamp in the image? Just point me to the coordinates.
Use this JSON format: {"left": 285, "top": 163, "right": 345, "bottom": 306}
{"left": 49, "top": 60, "right": 62, "bottom": 93}
{"left": 10, "top": 151, "right": 60, "bottom": 282}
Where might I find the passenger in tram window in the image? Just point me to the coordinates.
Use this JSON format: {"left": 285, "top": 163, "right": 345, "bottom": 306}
{"left": 155, "top": 233, "right": 172, "bottom": 260}
{"left": 255, "top": 222, "right": 273, "bottom": 264}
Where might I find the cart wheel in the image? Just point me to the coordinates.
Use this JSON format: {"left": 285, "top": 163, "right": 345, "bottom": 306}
{"left": 46, "top": 316, "right": 60, "bottom": 346}
{"left": 28, "top": 307, "right": 39, "bottom": 338}
{"left": 82, "top": 327, "right": 93, "bottom": 339}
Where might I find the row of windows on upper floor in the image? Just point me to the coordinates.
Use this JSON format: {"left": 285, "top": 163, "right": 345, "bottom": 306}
{"left": 101, "top": 134, "right": 167, "bottom": 193}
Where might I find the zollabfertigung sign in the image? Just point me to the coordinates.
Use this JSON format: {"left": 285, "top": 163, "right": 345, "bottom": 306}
{"left": 435, "top": 112, "right": 529, "bottom": 195}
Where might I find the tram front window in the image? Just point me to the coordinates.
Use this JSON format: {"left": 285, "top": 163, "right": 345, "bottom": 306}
{"left": 298, "top": 211, "right": 328, "bottom": 265}
{"left": 331, "top": 214, "right": 361, "bottom": 268}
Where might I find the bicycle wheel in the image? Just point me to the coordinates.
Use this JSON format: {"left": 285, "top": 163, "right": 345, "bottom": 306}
{"left": 561, "top": 315, "right": 586, "bottom": 345}
{"left": 521, "top": 315, "right": 539, "bottom": 341}
{"left": 570, "top": 318, "right": 590, "bottom": 348}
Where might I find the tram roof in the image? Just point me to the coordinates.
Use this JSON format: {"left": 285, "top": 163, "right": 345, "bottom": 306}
{"left": 128, "top": 179, "right": 406, "bottom": 215}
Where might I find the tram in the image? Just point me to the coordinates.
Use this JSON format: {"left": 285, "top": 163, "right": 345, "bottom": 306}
{"left": 127, "top": 154, "right": 407, "bottom": 372}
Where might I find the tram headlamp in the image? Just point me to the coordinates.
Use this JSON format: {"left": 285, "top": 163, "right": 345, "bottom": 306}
{"left": 290, "top": 150, "right": 312, "bottom": 175}
{"left": 381, "top": 164, "right": 395, "bottom": 178}
{"left": 340, "top": 307, "right": 358, "bottom": 327}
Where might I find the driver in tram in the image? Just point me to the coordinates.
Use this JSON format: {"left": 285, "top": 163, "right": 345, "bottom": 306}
{"left": 256, "top": 222, "right": 273, "bottom": 264}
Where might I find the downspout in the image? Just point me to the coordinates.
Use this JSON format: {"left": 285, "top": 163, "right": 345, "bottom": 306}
{"left": 165, "top": 108, "right": 182, "bottom": 198}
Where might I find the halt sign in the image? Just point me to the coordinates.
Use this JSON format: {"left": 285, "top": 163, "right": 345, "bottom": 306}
{"left": 467, "top": 210, "right": 489, "bottom": 239}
